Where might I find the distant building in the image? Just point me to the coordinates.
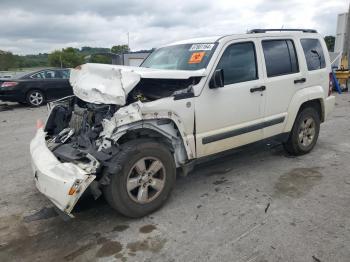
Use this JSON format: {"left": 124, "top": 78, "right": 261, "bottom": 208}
{"left": 85, "top": 51, "right": 151, "bottom": 67}
{"left": 334, "top": 13, "right": 348, "bottom": 54}
{"left": 122, "top": 52, "right": 150, "bottom": 66}
{"left": 333, "top": 11, "right": 349, "bottom": 68}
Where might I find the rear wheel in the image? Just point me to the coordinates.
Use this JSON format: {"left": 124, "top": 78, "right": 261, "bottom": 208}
{"left": 283, "top": 107, "right": 320, "bottom": 155}
{"left": 103, "top": 139, "right": 176, "bottom": 218}
{"left": 26, "top": 90, "right": 45, "bottom": 107}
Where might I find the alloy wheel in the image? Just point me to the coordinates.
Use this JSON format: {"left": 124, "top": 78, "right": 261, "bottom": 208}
{"left": 298, "top": 117, "right": 316, "bottom": 148}
{"left": 29, "top": 91, "right": 44, "bottom": 106}
{"left": 126, "top": 157, "right": 166, "bottom": 204}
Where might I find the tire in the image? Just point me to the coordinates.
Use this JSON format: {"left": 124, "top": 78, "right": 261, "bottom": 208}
{"left": 283, "top": 107, "right": 320, "bottom": 155}
{"left": 103, "top": 139, "right": 176, "bottom": 218}
{"left": 26, "top": 90, "right": 45, "bottom": 107}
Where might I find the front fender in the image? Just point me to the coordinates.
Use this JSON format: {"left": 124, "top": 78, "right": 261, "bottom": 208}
{"left": 284, "top": 86, "right": 325, "bottom": 132}
{"left": 100, "top": 101, "right": 196, "bottom": 162}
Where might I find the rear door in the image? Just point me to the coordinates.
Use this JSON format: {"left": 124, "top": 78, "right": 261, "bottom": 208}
{"left": 34, "top": 69, "right": 71, "bottom": 99}
{"left": 53, "top": 69, "right": 73, "bottom": 97}
{"left": 258, "top": 37, "right": 306, "bottom": 138}
{"left": 27, "top": 70, "right": 51, "bottom": 97}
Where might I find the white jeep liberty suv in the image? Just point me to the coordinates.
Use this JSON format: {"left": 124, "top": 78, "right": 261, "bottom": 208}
{"left": 30, "top": 29, "right": 335, "bottom": 218}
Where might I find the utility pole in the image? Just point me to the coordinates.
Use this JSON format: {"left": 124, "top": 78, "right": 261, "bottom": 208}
{"left": 127, "top": 32, "right": 130, "bottom": 50}
{"left": 59, "top": 48, "right": 63, "bottom": 68}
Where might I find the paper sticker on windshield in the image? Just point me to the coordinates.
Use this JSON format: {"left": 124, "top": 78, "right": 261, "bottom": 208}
{"left": 189, "top": 43, "right": 214, "bottom": 51}
{"left": 188, "top": 52, "right": 206, "bottom": 64}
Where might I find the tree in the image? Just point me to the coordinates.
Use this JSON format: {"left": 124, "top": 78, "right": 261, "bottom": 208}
{"left": 48, "top": 47, "right": 84, "bottom": 68}
{"left": 0, "top": 50, "right": 15, "bottom": 70}
{"left": 111, "top": 45, "right": 130, "bottom": 54}
{"left": 324, "top": 36, "right": 335, "bottom": 52}
{"left": 89, "top": 54, "right": 112, "bottom": 64}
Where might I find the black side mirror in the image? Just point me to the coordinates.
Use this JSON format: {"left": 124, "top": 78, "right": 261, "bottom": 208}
{"left": 209, "top": 69, "right": 224, "bottom": 89}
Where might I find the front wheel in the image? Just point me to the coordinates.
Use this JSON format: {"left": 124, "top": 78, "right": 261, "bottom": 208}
{"left": 283, "top": 107, "right": 320, "bottom": 155}
{"left": 103, "top": 139, "right": 176, "bottom": 218}
{"left": 26, "top": 90, "right": 45, "bottom": 107}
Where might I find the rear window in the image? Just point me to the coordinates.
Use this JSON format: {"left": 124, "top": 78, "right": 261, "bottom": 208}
{"left": 300, "top": 39, "right": 326, "bottom": 71}
{"left": 262, "top": 39, "right": 299, "bottom": 77}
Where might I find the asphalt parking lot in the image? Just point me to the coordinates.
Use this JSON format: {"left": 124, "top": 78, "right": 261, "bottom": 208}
{"left": 0, "top": 93, "right": 349, "bottom": 262}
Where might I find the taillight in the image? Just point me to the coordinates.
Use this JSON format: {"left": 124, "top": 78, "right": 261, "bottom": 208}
{"left": 1, "top": 81, "right": 18, "bottom": 88}
{"left": 328, "top": 73, "right": 333, "bottom": 96}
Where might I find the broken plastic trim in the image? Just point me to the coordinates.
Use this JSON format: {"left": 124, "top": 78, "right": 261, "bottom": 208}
{"left": 30, "top": 128, "right": 97, "bottom": 217}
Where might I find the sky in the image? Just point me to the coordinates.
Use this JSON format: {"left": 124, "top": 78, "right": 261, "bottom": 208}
{"left": 0, "top": 0, "right": 348, "bottom": 55}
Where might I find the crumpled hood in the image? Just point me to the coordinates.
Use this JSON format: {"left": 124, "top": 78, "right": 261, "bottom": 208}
{"left": 70, "top": 63, "right": 206, "bottom": 105}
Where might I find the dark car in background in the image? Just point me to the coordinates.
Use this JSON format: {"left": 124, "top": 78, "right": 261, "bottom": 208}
{"left": 0, "top": 68, "right": 72, "bottom": 106}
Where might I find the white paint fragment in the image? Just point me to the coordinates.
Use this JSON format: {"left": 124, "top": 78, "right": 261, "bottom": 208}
{"left": 30, "top": 128, "right": 96, "bottom": 216}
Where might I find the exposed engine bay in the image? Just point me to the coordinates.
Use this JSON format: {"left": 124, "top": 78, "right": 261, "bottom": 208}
{"left": 44, "top": 77, "right": 199, "bottom": 182}
{"left": 44, "top": 97, "right": 117, "bottom": 177}
{"left": 127, "top": 77, "right": 200, "bottom": 103}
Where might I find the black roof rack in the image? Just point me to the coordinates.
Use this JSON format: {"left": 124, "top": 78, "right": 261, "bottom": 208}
{"left": 248, "top": 29, "right": 317, "bottom": 34}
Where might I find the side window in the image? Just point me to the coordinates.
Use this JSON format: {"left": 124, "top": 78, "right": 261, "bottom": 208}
{"left": 54, "top": 70, "right": 70, "bottom": 79}
{"left": 300, "top": 39, "right": 326, "bottom": 71}
{"left": 31, "top": 71, "right": 45, "bottom": 79}
{"left": 44, "top": 70, "right": 56, "bottom": 79}
{"left": 216, "top": 42, "right": 258, "bottom": 85}
{"left": 62, "top": 69, "right": 70, "bottom": 79}
{"left": 262, "top": 39, "right": 299, "bottom": 77}
{"left": 54, "top": 70, "right": 64, "bottom": 79}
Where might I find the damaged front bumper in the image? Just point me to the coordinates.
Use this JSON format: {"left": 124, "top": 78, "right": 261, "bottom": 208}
{"left": 30, "top": 128, "right": 97, "bottom": 217}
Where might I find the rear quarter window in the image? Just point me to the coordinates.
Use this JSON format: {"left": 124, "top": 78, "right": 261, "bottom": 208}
{"left": 300, "top": 38, "right": 326, "bottom": 71}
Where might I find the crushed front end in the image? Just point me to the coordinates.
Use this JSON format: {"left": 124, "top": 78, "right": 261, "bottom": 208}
{"left": 30, "top": 96, "right": 122, "bottom": 217}
{"left": 30, "top": 63, "right": 200, "bottom": 217}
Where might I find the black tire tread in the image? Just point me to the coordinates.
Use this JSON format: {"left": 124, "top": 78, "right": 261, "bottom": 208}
{"left": 283, "top": 107, "right": 320, "bottom": 155}
{"left": 103, "top": 138, "right": 176, "bottom": 218}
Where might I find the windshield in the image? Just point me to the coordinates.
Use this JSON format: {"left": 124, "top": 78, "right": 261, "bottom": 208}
{"left": 141, "top": 43, "right": 217, "bottom": 70}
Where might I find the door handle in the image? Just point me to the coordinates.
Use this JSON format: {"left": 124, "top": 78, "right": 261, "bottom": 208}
{"left": 250, "top": 86, "right": 266, "bottom": 93}
{"left": 294, "top": 78, "right": 306, "bottom": 84}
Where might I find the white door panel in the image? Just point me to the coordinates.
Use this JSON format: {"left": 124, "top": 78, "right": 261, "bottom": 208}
{"left": 195, "top": 83, "right": 265, "bottom": 157}
{"left": 258, "top": 37, "right": 306, "bottom": 138}
{"left": 264, "top": 72, "right": 303, "bottom": 117}
{"left": 195, "top": 40, "right": 265, "bottom": 158}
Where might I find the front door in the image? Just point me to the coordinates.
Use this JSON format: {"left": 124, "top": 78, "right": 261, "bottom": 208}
{"left": 47, "top": 69, "right": 72, "bottom": 99}
{"left": 195, "top": 40, "right": 266, "bottom": 157}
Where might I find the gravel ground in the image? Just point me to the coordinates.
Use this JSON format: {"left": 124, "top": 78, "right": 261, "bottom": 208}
{"left": 0, "top": 93, "right": 349, "bottom": 262}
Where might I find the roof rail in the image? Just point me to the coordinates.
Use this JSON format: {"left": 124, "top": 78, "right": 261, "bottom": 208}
{"left": 248, "top": 29, "right": 317, "bottom": 34}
